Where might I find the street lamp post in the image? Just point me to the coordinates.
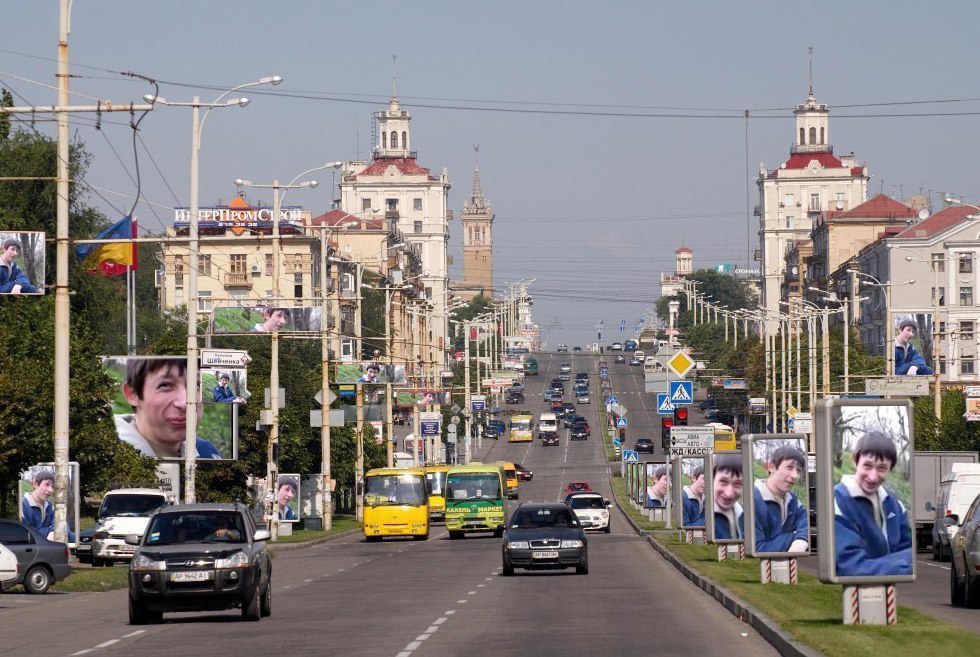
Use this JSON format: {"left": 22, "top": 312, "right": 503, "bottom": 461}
{"left": 854, "top": 272, "right": 915, "bottom": 376}
{"left": 145, "top": 75, "right": 281, "bottom": 504}
{"left": 903, "top": 250, "right": 947, "bottom": 419}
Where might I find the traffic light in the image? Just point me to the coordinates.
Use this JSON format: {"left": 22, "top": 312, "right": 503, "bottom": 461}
{"left": 673, "top": 407, "right": 689, "bottom": 426}
{"left": 661, "top": 416, "right": 674, "bottom": 451}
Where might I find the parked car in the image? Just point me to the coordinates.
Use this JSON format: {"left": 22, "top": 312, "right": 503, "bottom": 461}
{"left": 127, "top": 503, "right": 272, "bottom": 624}
{"left": 928, "top": 463, "right": 980, "bottom": 561}
{"left": 514, "top": 464, "right": 534, "bottom": 481}
{"left": 0, "top": 519, "right": 72, "bottom": 594}
{"left": 92, "top": 488, "right": 170, "bottom": 567}
{"left": 74, "top": 527, "right": 95, "bottom": 564}
{"left": 566, "top": 493, "right": 612, "bottom": 533}
{"left": 572, "top": 346, "right": 583, "bottom": 352}
{"left": 483, "top": 423, "right": 501, "bottom": 440}
{"left": 506, "top": 392, "right": 525, "bottom": 405}
{"left": 0, "top": 543, "right": 16, "bottom": 586}
{"left": 501, "top": 503, "right": 588, "bottom": 576}
{"left": 635, "top": 438, "right": 655, "bottom": 454}
{"left": 949, "top": 489, "right": 980, "bottom": 607}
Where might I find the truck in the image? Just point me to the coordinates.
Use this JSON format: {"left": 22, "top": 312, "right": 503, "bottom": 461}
{"left": 913, "top": 451, "right": 979, "bottom": 550}
{"left": 523, "top": 357, "right": 538, "bottom": 375}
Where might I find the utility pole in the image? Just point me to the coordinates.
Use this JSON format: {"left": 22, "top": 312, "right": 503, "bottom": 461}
{"left": 464, "top": 321, "right": 471, "bottom": 464}
{"left": 319, "top": 226, "right": 332, "bottom": 530}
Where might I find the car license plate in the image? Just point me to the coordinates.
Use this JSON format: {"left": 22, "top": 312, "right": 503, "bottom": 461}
{"left": 119, "top": 544, "right": 136, "bottom": 552}
{"left": 170, "top": 571, "right": 209, "bottom": 582}
{"left": 532, "top": 551, "right": 559, "bottom": 559}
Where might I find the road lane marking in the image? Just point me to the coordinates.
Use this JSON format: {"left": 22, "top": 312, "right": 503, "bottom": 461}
{"left": 69, "top": 651, "right": 95, "bottom": 656}
{"left": 433, "top": 617, "right": 447, "bottom": 625}
{"left": 94, "top": 640, "right": 119, "bottom": 648}
{"left": 121, "top": 631, "right": 145, "bottom": 638}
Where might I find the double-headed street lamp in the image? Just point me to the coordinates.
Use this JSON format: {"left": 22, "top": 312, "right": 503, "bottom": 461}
{"left": 853, "top": 271, "right": 915, "bottom": 375}
{"left": 144, "top": 75, "right": 282, "bottom": 504}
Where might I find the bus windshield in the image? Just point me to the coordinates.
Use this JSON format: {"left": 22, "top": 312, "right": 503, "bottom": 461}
{"left": 364, "top": 473, "right": 427, "bottom": 507}
{"left": 511, "top": 417, "right": 532, "bottom": 432}
{"left": 426, "top": 470, "right": 447, "bottom": 496}
{"left": 446, "top": 474, "right": 502, "bottom": 501}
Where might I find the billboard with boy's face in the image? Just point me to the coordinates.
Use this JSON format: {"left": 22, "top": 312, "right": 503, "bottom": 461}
{"left": 203, "top": 368, "right": 249, "bottom": 404}
{"left": 892, "top": 313, "right": 935, "bottom": 376}
{"left": 706, "top": 451, "right": 744, "bottom": 544}
{"left": 1, "top": 231, "right": 45, "bottom": 295}
{"left": 212, "top": 305, "right": 322, "bottom": 333}
{"left": 817, "top": 398, "right": 915, "bottom": 584}
{"left": 673, "top": 456, "right": 707, "bottom": 529}
{"left": 335, "top": 361, "right": 407, "bottom": 385}
{"left": 644, "top": 462, "right": 669, "bottom": 509}
{"left": 104, "top": 356, "right": 239, "bottom": 461}
{"left": 742, "top": 435, "right": 810, "bottom": 557}
{"left": 20, "top": 462, "right": 80, "bottom": 545}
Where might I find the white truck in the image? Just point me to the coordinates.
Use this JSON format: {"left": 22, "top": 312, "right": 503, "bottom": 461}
{"left": 91, "top": 488, "right": 169, "bottom": 567}
{"left": 913, "top": 451, "right": 979, "bottom": 551}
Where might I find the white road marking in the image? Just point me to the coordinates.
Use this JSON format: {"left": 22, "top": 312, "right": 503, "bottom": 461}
{"left": 445, "top": 610, "right": 456, "bottom": 615}
{"left": 121, "top": 631, "right": 145, "bottom": 638}
{"left": 433, "top": 617, "right": 447, "bottom": 625}
{"left": 467, "top": 590, "right": 477, "bottom": 595}
{"left": 457, "top": 599, "right": 467, "bottom": 603}
{"left": 69, "top": 651, "right": 95, "bottom": 656}
{"left": 94, "top": 640, "right": 119, "bottom": 648}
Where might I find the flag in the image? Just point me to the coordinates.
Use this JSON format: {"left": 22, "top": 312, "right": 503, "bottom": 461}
{"left": 75, "top": 217, "right": 137, "bottom": 275}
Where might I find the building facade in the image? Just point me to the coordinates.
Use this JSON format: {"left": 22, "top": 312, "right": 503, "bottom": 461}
{"left": 454, "top": 154, "right": 495, "bottom": 302}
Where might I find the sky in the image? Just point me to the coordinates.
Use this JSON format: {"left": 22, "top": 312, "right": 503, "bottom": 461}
{"left": 3, "top": 1, "right": 980, "bottom": 349}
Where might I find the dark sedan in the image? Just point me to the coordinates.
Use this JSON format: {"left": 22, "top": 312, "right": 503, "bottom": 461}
{"left": 514, "top": 464, "right": 533, "bottom": 481}
{"left": 127, "top": 503, "right": 272, "bottom": 624}
{"left": 0, "top": 519, "right": 72, "bottom": 594}
{"left": 501, "top": 503, "right": 588, "bottom": 575}
{"left": 635, "top": 438, "right": 655, "bottom": 454}
{"left": 540, "top": 431, "right": 560, "bottom": 447}
{"left": 570, "top": 420, "right": 590, "bottom": 440}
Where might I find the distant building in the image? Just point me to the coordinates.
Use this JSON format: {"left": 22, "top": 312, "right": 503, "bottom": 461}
{"left": 660, "top": 246, "right": 693, "bottom": 299}
{"left": 452, "top": 150, "right": 494, "bottom": 302}
{"left": 757, "top": 85, "right": 868, "bottom": 327}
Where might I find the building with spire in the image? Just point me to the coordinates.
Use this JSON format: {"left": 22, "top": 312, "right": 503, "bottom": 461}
{"left": 452, "top": 147, "right": 495, "bottom": 302}
{"left": 659, "top": 246, "right": 694, "bottom": 299}
{"left": 757, "top": 75, "right": 868, "bottom": 325}
{"left": 338, "top": 89, "right": 453, "bottom": 367}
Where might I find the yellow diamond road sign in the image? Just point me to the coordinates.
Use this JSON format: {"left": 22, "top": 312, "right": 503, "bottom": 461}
{"left": 667, "top": 351, "right": 695, "bottom": 378}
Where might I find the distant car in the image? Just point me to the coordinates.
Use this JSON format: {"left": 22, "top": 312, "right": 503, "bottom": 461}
{"left": 541, "top": 431, "right": 560, "bottom": 447}
{"left": 127, "top": 503, "right": 272, "bottom": 624}
{"left": 502, "top": 503, "right": 588, "bottom": 576}
{"left": 572, "top": 346, "right": 583, "bottom": 352}
{"left": 514, "top": 464, "right": 534, "bottom": 481}
{"left": 559, "top": 363, "right": 572, "bottom": 373}
{"left": 629, "top": 357, "right": 641, "bottom": 366}
{"left": 543, "top": 390, "right": 557, "bottom": 402}
{"left": 509, "top": 382, "right": 524, "bottom": 392}
{"left": 635, "top": 438, "right": 655, "bottom": 454}
{"left": 566, "top": 493, "right": 612, "bottom": 533}
{"left": 561, "top": 402, "right": 576, "bottom": 415}
{"left": 556, "top": 344, "right": 569, "bottom": 352}
{"left": 506, "top": 392, "right": 525, "bottom": 405}
{"left": 577, "top": 392, "right": 590, "bottom": 404}
{"left": 550, "top": 400, "right": 565, "bottom": 415}
{"left": 615, "top": 355, "right": 626, "bottom": 364}
{"left": 559, "top": 371, "right": 571, "bottom": 381}
{"left": 563, "top": 482, "right": 592, "bottom": 496}
{"left": 575, "top": 373, "right": 589, "bottom": 384}
{"left": 611, "top": 342, "right": 623, "bottom": 351}
{"left": 570, "top": 422, "right": 590, "bottom": 440}
{"left": 950, "top": 488, "right": 980, "bottom": 606}
{"left": 564, "top": 413, "right": 581, "bottom": 428}
{"left": 0, "top": 519, "right": 72, "bottom": 594}
{"left": 483, "top": 423, "right": 501, "bottom": 440}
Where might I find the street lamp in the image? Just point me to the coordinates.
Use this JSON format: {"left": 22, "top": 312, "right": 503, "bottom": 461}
{"left": 854, "top": 272, "right": 915, "bottom": 375}
{"left": 144, "top": 74, "right": 281, "bottom": 504}
{"left": 903, "top": 250, "right": 946, "bottom": 418}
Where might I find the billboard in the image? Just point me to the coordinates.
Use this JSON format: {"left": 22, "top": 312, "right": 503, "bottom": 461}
{"left": 741, "top": 435, "right": 810, "bottom": 557}
{"left": 644, "top": 462, "right": 669, "bottom": 509}
{"left": 1, "top": 231, "right": 45, "bottom": 295}
{"left": 672, "top": 456, "right": 707, "bottom": 529}
{"left": 212, "top": 305, "right": 323, "bottom": 333}
{"left": 202, "top": 368, "right": 250, "bottom": 404}
{"left": 705, "top": 451, "right": 744, "bottom": 544}
{"left": 817, "top": 398, "right": 915, "bottom": 584}
{"left": 396, "top": 390, "right": 452, "bottom": 406}
{"left": 103, "top": 356, "right": 239, "bottom": 461}
{"left": 20, "top": 462, "right": 80, "bottom": 545}
{"left": 335, "top": 361, "right": 407, "bottom": 385}
{"left": 892, "top": 313, "right": 935, "bottom": 376}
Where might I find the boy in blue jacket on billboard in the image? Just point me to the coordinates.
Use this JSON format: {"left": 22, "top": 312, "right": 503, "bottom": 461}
{"left": 753, "top": 445, "right": 809, "bottom": 553}
{"left": 834, "top": 431, "right": 912, "bottom": 576}
{"left": 682, "top": 465, "right": 705, "bottom": 526}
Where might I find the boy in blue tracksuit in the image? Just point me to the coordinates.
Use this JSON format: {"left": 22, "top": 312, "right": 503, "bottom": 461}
{"left": 21, "top": 470, "right": 75, "bottom": 542}
{"left": 894, "top": 319, "right": 933, "bottom": 376}
{"left": 682, "top": 465, "right": 705, "bottom": 526}
{"left": 712, "top": 454, "right": 744, "bottom": 540}
{"left": 754, "top": 445, "right": 809, "bottom": 553}
{"left": 834, "top": 431, "right": 912, "bottom": 577}
{"left": 1, "top": 238, "right": 40, "bottom": 294}
{"left": 645, "top": 465, "right": 668, "bottom": 508}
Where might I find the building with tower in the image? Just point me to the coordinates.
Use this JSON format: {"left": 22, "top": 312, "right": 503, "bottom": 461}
{"left": 757, "top": 82, "right": 868, "bottom": 325}
{"left": 660, "top": 246, "right": 694, "bottom": 299}
{"left": 452, "top": 147, "right": 495, "bottom": 302}
{"left": 338, "top": 91, "right": 453, "bottom": 366}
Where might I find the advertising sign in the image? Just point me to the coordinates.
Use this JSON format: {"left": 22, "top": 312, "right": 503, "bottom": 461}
{"left": 419, "top": 411, "right": 441, "bottom": 437}
{"left": 668, "top": 426, "right": 715, "bottom": 456}
{"left": 1, "top": 231, "right": 45, "bottom": 295}
{"left": 865, "top": 376, "right": 930, "bottom": 396}
{"left": 202, "top": 368, "right": 249, "bottom": 404}
{"left": 213, "top": 305, "right": 323, "bottom": 333}
{"left": 20, "top": 462, "right": 80, "bottom": 545}
{"left": 335, "top": 361, "right": 408, "bottom": 385}
{"left": 705, "top": 450, "right": 744, "bottom": 545}
{"left": 741, "top": 435, "right": 810, "bottom": 558}
{"left": 673, "top": 456, "right": 708, "bottom": 529}
{"left": 816, "top": 398, "right": 915, "bottom": 584}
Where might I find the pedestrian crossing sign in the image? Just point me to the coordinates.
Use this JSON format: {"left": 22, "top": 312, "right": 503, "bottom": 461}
{"left": 623, "top": 450, "right": 639, "bottom": 463}
{"left": 616, "top": 417, "right": 628, "bottom": 429}
{"left": 669, "top": 380, "right": 693, "bottom": 404}
{"left": 656, "top": 393, "right": 675, "bottom": 415}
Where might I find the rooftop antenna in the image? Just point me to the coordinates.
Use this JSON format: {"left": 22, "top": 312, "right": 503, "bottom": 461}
{"left": 391, "top": 55, "right": 398, "bottom": 99}
{"left": 808, "top": 46, "right": 814, "bottom": 96}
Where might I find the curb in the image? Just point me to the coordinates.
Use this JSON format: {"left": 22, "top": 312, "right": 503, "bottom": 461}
{"left": 615, "top": 493, "right": 823, "bottom": 657}
{"left": 267, "top": 527, "right": 362, "bottom": 553}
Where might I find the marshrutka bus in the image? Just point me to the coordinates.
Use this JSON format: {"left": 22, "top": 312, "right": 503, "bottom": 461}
{"left": 707, "top": 422, "right": 738, "bottom": 451}
{"left": 444, "top": 464, "right": 507, "bottom": 539}
{"left": 497, "top": 461, "right": 520, "bottom": 500}
{"left": 363, "top": 467, "right": 429, "bottom": 542}
{"left": 510, "top": 414, "right": 533, "bottom": 442}
{"left": 424, "top": 464, "right": 450, "bottom": 521}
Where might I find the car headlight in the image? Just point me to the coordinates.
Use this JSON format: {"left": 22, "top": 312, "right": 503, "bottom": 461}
{"left": 600, "top": 511, "right": 608, "bottom": 518}
{"left": 560, "top": 540, "right": 584, "bottom": 549}
{"left": 216, "top": 551, "right": 250, "bottom": 569}
{"left": 130, "top": 554, "right": 166, "bottom": 571}
{"left": 93, "top": 530, "right": 110, "bottom": 540}
{"left": 506, "top": 541, "right": 530, "bottom": 549}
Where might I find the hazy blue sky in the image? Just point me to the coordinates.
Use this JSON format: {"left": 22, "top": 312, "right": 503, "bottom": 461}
{"left": 3, "top": 1, "right": 979, "bottom": 348}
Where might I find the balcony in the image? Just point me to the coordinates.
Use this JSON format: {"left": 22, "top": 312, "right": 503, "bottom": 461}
{"left": 223, "top": 273, "right": 252, "bottom": 289}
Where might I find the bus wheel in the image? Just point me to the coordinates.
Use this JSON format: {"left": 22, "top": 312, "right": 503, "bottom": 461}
{"left": 413, "top": 532, "right": 429, "bottom": 541}
{"left": 449, "top": 530, "right": 463, "bottom": 540}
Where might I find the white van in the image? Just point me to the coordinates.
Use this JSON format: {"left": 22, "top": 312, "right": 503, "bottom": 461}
{"left": 538, "top": 412, "right": 559, "bottom": 435}
{"left": 929, "top": 463, "right": 980, "bottom": 560}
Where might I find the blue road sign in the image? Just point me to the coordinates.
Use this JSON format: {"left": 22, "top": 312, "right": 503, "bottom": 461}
{"left": 616, "top": 417, "right": 628, "bottom": 429}
{"left": 623, "top": 450, "right": 639, "bottom": 463}
{"left": 656, "top": 393, "right": 675, "bottom": 415}
{"left": 612, "top": 438, "right": 622, "bottom": 446}
{"left": 669, "top": 380, "right": 694, "bottom": 405}
{"left": 607, "top": 395, "right": 619, "bottom": 405}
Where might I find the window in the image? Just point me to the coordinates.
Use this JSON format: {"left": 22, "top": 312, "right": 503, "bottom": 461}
{"left": 340, "top": 339, "right": 354, "bottom": 361}
{"left": 785, "top": 215, "right": 795, "bottom": 229}
{"left": 386, "top": 198, "right": 398, "bottom": 212}
{"left": 961, "top": 287, "right": 974, "bottom": 306}
{"left": 198, "top": 291, "right": 212, "bottom": 312}
{"left": 809, "top": 127, "right": 816, "bottom": 144}
{"left": 265, "top": 254, "right": 273, "bottom": 275}
{"left": 199, "top": 254, "right": 211, "bottom": 276}
{"left": 809, "top": 193, "right": 820, "bottom": 212}
{"left": 174, "top": 288, "right": 184, "bottom": 307}
{"left": 414, "top": 220, "right": 423, "bottom": 234}
{"left": 961, "top": 321, "right": 974, "bottom": 341}
{"left": 799, "top": 127, "right": 805, "bottom": 145}
{"left": 391, "top": 131, "right": 398, "bottom": 149}
{"left": 230, "top": 289, "right": 248, "bottom": 305}
{"left": 425, "top": 286, "right": 432, "bottom": 299}
{"left": 413, "top": 198, "right": 422, "bottom": 211}
{"left": 174, "top": 255, "right": 184, "bottom": 287}
{"left": 362, "top": 198, "right": 372, "bottom": 211}
{"left": 294, "top": 272, "right": 303, "bottom": 299}
{"left": 230, "top": 254, "right": 247, "bottom": 275}
{"left": 820, "top": 127, "right": 825, "bottom": 144}
{"left": 783, "top": 193, "right": 795, "bottom": 206}
{"left": 932, "top": 287, "right": 945, "bottom": 306}
{"left": 961, "top": 358, "right": 975, "bottom": 375}
{"left": 0, "top": 521, "right": 31, "bottom": 544}
{"left": 959, "top": 253, "right": 973, "bottom": 274}
{"left": 939, "top": 358, "right": 947, "bottom": 375}
{"left": 402, "top": 131, "right": 407, "bottom": 149}
{"left": 382, "top": 132, "right": 387, "bottom": 149}
{"left": 933, "top": 253, "right": 946, "bottom": 272}
{"left": 940, "top": 321, "right": 947, "bottom": 337}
